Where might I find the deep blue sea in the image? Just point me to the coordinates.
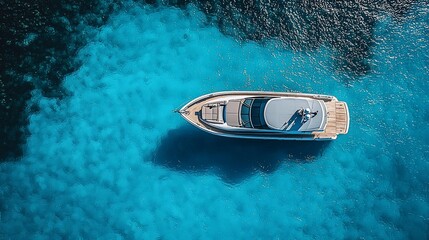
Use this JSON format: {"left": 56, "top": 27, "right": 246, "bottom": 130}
{"left": 1, "top": 1, "right": 428, "bottom": 239}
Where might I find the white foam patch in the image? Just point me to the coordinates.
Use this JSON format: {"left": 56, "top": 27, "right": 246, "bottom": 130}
{"left": 0, "top": 3, "right": 428, "bottom": 239}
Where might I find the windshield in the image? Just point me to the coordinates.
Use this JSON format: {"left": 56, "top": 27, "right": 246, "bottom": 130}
{"left": 240, "top": 99, "right": 252, "bottom": 128}
{"left": 240, "top": 98, "right": 269, "bottom": 129}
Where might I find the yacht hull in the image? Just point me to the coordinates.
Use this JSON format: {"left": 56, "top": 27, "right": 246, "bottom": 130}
{"left": 178, "top": 91, "right": 349, "bottom": 141}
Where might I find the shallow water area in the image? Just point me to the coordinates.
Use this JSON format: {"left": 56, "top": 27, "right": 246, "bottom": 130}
{"left": 0, "top": 2, "right": 428, "bottom": 239}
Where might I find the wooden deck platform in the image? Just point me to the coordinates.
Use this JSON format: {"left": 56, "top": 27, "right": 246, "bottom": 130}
{"left": 314, "top": 101, "right": 349, "bottom": 139}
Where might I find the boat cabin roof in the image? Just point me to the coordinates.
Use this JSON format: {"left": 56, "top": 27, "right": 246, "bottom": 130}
{"left": 264, "top": 98, "right": 326, "bottom": 131}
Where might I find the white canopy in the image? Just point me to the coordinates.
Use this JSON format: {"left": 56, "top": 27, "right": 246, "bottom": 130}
{"left": 264, "top": 98, "right": 327, "bottom": 132}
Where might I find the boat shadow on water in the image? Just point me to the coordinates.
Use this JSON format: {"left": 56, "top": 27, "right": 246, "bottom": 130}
{"left": 152, "top": 125, "right": 330, "bottom": 183}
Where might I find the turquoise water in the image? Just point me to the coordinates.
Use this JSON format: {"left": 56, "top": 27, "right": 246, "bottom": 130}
{"left": 1, "top": 3, "right": 428, "bottom": 239}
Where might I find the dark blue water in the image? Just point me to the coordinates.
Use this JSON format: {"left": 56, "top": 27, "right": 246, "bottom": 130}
{"left": 1, "top": 1, "right": 428, "bottom": 239}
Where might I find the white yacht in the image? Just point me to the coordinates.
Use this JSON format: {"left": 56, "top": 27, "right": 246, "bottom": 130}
{"left": 177, "top": 91, "right": 349, "bottom": 140}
